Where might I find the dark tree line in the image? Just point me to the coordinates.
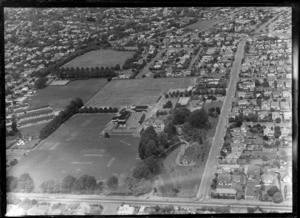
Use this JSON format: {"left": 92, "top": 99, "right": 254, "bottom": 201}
{"left": 55, "top": 66, "right": 117, "bottom": 79}
{"left": 32, "top": 40, "right": 111, "bottom": 78}
{"left": 39, "top": 98, "right": 83, "bottom": 139}
{"left": 78, "top": 107, "right": 118, "bottom": 113}
{"left": 7, "top": 173, "right": 35, "bottom": 193}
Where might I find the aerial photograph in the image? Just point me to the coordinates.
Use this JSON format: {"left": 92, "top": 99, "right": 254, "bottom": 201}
{"left": 4, "top": 7, "right": 293, "bottom": 215}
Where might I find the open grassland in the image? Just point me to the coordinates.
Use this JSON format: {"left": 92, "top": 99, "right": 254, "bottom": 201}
{"left": 86, "top": 78, "right": 193, "bottom": 108}
{"left": 63, "top": 49, "right": 134, "bottom": 68}
{"left": 27, "top": 79, "right": 107, "bottom": 111}
{"left": 186, "top": 19, "right": 219, "bottom": 30}
{"left": 8, "top": 114, "right": 140, "bottom": 189}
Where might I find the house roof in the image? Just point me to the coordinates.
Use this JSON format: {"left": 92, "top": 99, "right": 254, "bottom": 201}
{"left": 215, "top": 188, "right": 236, "bottom": 194}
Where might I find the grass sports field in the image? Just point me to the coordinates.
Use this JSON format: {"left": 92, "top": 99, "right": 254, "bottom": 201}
{"left": 8, "top": 114, "right": 140, "bottom": 188}
{"left": 186, "top": 19, "right": 219, "bottom": 30}
{"left": 86, "top": 78, "right": 193, "bottom": 108}
{"left": 63, "top": 49, "right": 134, "bottom": 68}
{"left": 27, "top": 79, "right": 107, "bottom": 111}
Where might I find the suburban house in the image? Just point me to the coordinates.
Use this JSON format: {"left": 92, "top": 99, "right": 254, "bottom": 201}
{"left": 246, "top": 165, "right": 261, "bottom": 181}
{"left": 215, "top": 188, "right": 236, "bottom": 197}
{"left": 283, "top": 112, "right": 291, "bottom": 121}
{"left": 217, "top": 173, "right": 232, "bottom": 188}
{"left": 144, "top": 116, "right": 165, "bottom": 132}
{"left": 261, "top": 173, "right": 274, "bottom": 186}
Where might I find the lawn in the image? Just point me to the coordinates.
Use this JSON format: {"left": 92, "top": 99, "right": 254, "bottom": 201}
{"left": 86, "top": 78, "right": 192, "bottom": 108}
{"left": 186, "top": 19, "right": 219, "bottom": 30}
{"left": 63, "top": 49, "right": 134, "bottom": 68}
{"left": 27, "top": 79, "right": 108, "bottom": 111}
{"left": 8, "top": 114, "right": 140, "bottom": 189}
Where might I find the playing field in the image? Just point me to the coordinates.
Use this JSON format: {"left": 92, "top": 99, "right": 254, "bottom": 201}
{"left": 27, "top": 79, "right": 108, "bottom": 111}
{"left": 8, "top": 114, "right": 140, "bottom": 188}
{"left": 86, "top": 78, "right": 193, "bottom": 108}
{"left": 63, "top": 49, "right": 134, "bottom": 68}
{"left": 186, "top": 19, "right": 219, "bottom": 30}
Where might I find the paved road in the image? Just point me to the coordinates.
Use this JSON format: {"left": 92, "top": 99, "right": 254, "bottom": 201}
{"left": 7, "top": 193, "right": 292, "bottom": 214}
{"left": 136, "top": 49, "right": 166, "bottom": 78}
{"left": 253, "top": 12, "right": 283, "bottom": 34}
{"left": 196, "top": 38, "right": 246, "bottom": 201}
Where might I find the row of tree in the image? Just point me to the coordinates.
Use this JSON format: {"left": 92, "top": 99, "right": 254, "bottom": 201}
{"left": 55, "top": 66, "right": 117, "bottom": 79}
{"left": 78, "top": 107, "right": 118, "bottom": 114}
{"left": 7, "top": 173, "right": 119, "bottom": 194}
{"left": 32, "top": 40, "right": 111, "bottom": 78}
{"left": 39, "top": 98, "right": 83, "bottom": 139}
{"left": 172, "top": 107, "right": 209, "bottom": 129}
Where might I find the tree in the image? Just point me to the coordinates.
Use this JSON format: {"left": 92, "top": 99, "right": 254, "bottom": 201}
{"left": 189, "top": 108, "right": 208, "bottom": 129}
{"left": 216, "top": 107, "right": 221, "bottom": 114}
{"left": 143, "top": 139, "right": 159, "bottom": 158}
{"left": 17, "top": 173, "right": 35, "bottom": 193}
{"left": 163, "top": 100, "right": 173, "bottom": 109}
{"left": 73, "top": 175, "right": 96, "bottom": 192}
{"left": 262, "top": 80, "right": 270, "bottom": 87}
{"left": 61, "top": 175, "right": 77, "bottom": 193}
{"left": 267, "top": 186, "right": 279, "bottom": 197}
{"left": 34, "top": 77, "right": 47, "bottom": 89}
{"left": 164, "top": 122, "right": 177, "bottom": 140}
{"left": 114, "top": 64, "right": 120, "bottom": 71}
{"left": 40, "top": 180, "right": 61, "bottom": 193}
{"left": 263, "top": 135, "right": 269, "bottom": 141}
{"left": 173, "top": 107, "right": 191, "bottom": 125}
{"left": 158, "top": 132, "right": 169, "bottom": 148}
{"left": 104, "top": 132, "right": 110, "bottom": 138}
{"left": 255, "top": 79, "right": 261, "bottom": 87}
{"left": 11, "top": 121, "right": 18, "bottom": 133}
{"left": 7, "top": 176, "right": 18, "bottom": 192}
{"left": 273, "top": 191, "right": 283, "bottom": 203}
{"left": 132, "top": 161, "right": 151, "bottom": 180}
{"left": 275, "top": 118, "right": 281, "bottom": 123}
{"left": 144, "top": 156, "right": 161, "bottom": 175}
{"left": 107, "top": 176, "right": 118, "bottom": 189}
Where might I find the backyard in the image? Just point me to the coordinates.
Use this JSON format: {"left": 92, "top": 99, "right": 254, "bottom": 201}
{"left": 27, "top": 79, "right": 108, "bottom": 111}
{"left": 63, "top": 49, "right": 134, "bottom": 68}
{"left": 8, "top": 114, "right": 140, "bottom": 189}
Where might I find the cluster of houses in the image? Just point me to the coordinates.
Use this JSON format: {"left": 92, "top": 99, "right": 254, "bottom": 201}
{"left": 6, "top": 201, "right": 102, "bottom": 216}
{"left": 210, "top": 26, "right": 292, "bottom": 204}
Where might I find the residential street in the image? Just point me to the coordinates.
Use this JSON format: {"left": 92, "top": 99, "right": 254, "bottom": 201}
{"left": 8, "top": 192, "right": 292, "bottom": 214}
{"left": 196, "top": 37, "right": 246, "bottom": 201}
{"left": 136, "top": 49, "right": 166, "bottom": 78}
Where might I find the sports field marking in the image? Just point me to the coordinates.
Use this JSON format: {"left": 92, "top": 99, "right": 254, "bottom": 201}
{"left": 81, "top": 149, "right": 106, "bottom": 154}
{"left": 83, "top": 154, "right": 103, "bottom": 157}
{"left": 65, "top": 133, "right": 77, "bottom": 142}
{"left": 71, "top": 161, "right": 92, "bottom": 164}
{"left": 39, "top": 142, "right": 56, "bottom": 150}
{"left": 107, "top": 157, "right": 115, "bottom": 167}
{"left": 120, "top": 140, "right": 131, "bottom": 146}
{"left": 49, "top": 142, "right": 60, "bottom": 150}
